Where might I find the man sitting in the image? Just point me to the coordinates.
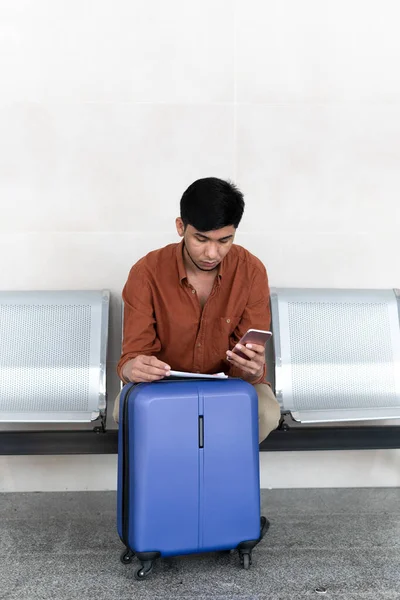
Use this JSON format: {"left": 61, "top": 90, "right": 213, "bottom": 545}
{"left": 114, "top": 177, "right": 280, "bottom": 443}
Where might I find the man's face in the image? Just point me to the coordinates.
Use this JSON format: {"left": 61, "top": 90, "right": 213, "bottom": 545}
{"left": 176, "top": 219, "right": 236, "bottom": 272}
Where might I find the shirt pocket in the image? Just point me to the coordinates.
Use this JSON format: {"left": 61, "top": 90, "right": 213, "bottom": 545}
{"left": 212, "top": 315, "right": 242, "bottom": 352}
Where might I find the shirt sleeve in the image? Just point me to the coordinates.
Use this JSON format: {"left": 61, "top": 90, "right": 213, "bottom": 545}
{"left": 226, "top": 263, "right": 271, "bottom": 384}
{"left": 116, "top": 263, "right": 161, "bottom": 380}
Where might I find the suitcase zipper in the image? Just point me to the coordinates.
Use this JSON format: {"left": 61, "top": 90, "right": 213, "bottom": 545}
{"left": 198, "top": 390, "right": 205, "bottom": 550}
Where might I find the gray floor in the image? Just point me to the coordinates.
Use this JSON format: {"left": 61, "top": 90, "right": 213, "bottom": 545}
{"left": 1, "top": 489, "right": 400, "bottom": 600}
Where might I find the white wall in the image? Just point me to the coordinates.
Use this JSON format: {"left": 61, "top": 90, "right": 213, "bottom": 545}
{"left": 1, "top": 0, "right": 400, "bottom": 491}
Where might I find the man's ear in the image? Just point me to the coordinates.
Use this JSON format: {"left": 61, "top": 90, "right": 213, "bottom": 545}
{"left": 175, "top": 217, "right": 185, "bottom": 237}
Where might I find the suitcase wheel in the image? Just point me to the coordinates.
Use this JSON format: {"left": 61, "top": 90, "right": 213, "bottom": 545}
{"left": 120, "top": 549, "right": 135, "bottom": 565}
{"left": 134, "top": 561, "right": 153, "bottom": 581}
{"left": 239, "top": 551, "right": 252, "bottom": 570}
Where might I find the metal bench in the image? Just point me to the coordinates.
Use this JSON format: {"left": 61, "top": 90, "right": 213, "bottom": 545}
{"left": 270, "top": 288, "right": 400, "bottom": 423}
{"left": 2, "top": 286, "right": 400, "bottom": 455}
{"left": 0, "top": 290, "right": 110, "bottom": 423}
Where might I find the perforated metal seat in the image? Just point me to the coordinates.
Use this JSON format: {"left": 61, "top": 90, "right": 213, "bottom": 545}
{"left": 0, "top": 290, "right": 110, "bottom": 422}
{"left": 270, "top": 288, "right": 400, "bottom": 423}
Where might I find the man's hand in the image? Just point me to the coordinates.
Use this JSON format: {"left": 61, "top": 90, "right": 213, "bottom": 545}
{"left": 226, "top": 343, "right": 265, "bottom": 382}
{"left": 122, "top": 355, "right": 171, "bottom": 383}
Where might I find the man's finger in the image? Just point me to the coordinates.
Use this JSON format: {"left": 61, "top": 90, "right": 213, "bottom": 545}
{"left": 228, "top": 356, "right": 257, "bottom": 375}
{"left": 133, "top": 369, "right": 166, "bottom": 382}
{"left": 142, "top": 356, "right": 171, "bottom": 370}
{"left": 144, "top": 366, "right": 170, "bottom": 377}
{"left": 130, "top": 363, "right": 167, "bottom": 377}
{"left": 227, "top": 353, "right": 263, "bottom": 378}
{"left": 227, "top": 350, "right": 252, "bottom": 367}
{"left": 136, "top": 375, "right": 161, "bottom": 383}
{"left": 135, "top": 365, "right": 170, "bottom": 378}
{"left": 244, "top": 343, "right": 265, "bottom": 355}
{"left": 228, "top": 350, "right": 263, "bottom": 371}
{"left": 231, "top": 344, "right": 256, "bottom": 361}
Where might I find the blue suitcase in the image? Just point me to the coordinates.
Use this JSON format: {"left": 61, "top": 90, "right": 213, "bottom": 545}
{"left": 117, "top": 378, "right": 268, "bottom": 580}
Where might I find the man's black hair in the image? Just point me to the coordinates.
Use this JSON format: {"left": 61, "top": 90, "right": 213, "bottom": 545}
{"left": 180, "top": 177, "right": 245, "bottom": 231}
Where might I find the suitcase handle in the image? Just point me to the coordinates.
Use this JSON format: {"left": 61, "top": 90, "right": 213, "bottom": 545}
{"left": 198, "top": 416, "right": 204, "bottom": 448}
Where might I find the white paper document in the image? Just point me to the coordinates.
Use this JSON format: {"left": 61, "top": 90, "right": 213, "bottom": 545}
{"left": 169, "top": 370, "right": 228, "bottom": 379}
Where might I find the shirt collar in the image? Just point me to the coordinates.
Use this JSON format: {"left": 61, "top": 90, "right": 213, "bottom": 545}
{"left": 176, "top": 240, "right": 187, "bottom": 282}
{"left": 176, "top": 240, "right": 224, "bottom": 283}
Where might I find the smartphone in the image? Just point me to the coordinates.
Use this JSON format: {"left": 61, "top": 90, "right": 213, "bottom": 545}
{"left": 232, "top": 329, "right": 272, "bottom": 360}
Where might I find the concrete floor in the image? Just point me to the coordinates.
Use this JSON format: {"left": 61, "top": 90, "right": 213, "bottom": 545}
{"left": 1, "top": 488, "right": 400, "bottom": 600}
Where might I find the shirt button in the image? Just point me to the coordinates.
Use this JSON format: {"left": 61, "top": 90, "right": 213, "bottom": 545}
{"left": 226, "top": 318, "right": 231, "bottom": 323}
{"left": 197, "top": 342, "right": 201, "bottom": 347}
{"left": 192, "top": 289, "right": 196, "bottom": 294}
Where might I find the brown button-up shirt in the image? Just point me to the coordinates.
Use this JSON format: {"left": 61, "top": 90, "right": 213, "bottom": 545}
{"left": 117, "top": 241, "right": 270, "bottom": 384}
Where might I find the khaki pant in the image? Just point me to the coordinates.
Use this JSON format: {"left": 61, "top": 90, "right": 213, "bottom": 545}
{"left": 112, "top": 382, "right": 280, "bottom": 444}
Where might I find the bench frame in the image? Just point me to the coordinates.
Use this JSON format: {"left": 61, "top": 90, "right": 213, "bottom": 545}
{"left": 1, "top": 423, "right": 400, "bottom": 454}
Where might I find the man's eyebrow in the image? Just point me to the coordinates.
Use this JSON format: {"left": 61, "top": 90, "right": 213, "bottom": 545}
{"left": 195, "top": 233, "right": 234, "bottom": 242}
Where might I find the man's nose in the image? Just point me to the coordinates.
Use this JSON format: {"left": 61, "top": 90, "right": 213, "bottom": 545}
{"left": 205, "top": 243, "right": 218, "bottom": 260}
